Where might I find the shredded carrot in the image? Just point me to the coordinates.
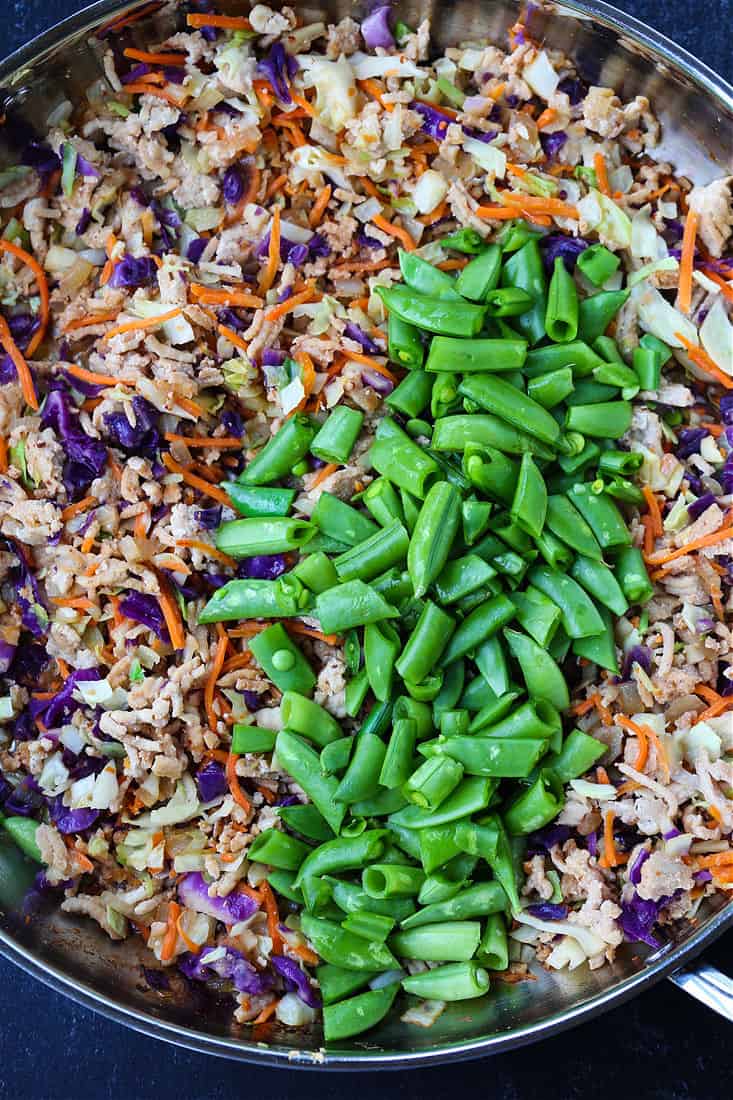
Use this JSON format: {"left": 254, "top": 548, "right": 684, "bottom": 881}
{"left": 175, "top": 396, "right": 207, "bottom": 419}
{"left": 264, "top": 284, "right": 317, "bottom": 323}
{"left": 599, "top": 810, "right": 625, "bottom": 868}
{"left": 693, "top": 695, "right": 733, "bottom": 724}
{"left": 418, "top": 200, "right": 448, "bottom": 227}
{"left": 570, "top": 695, "right": 599, "bottom": 716}
{"left": 289, "top": 941, "right": 320, "bottom": 967}
{"left": 371, "top": 213, "right": 416, "bottom": 252}
{"left": 0, "top": 315, "right": 38, "bottom": 410}
{"left": 156, "top": 554, "right": 191, "bottom": 576}
{"left": 475, "top": 205, "right": 527, "bottom": 222}
{"left": 164, "top": 433, "right": 243, "bottom": 450}
{"left": 0, "top": 436, "right": 7, "bottom": 475}
{"left": 63, "top": 311, "right": 120, "bottom": 333}
{"left": 677, "top": 209, "right": 698, "bottom": 315}
{"left": 123, "top": 47, "right": 187, "bottom": 65}
{"left": 436, "top": 258, "right": 470, "bottom": 271}
{"left": 123, "top": 84, "right": 186, "bottom": 109}
{"left": 309, "top": 184, "right": 332, "bottom": 228}
{"left": 160, "top": 902, "right": 182, "bottom": 962}
{"left": 97, "top": 0, "right": 164, "bottom": 34}
{"left": 259, "top": 206, "right": 281, "bottom": 294}
{"left": 536, "top": 107, "right": 558, "bottom": 131}
{"left": 674, "top": 331, "right": 733, "bottom": 390}
{"left": 305, "top": 462, "right": 337, "bottom": 490}
{"left": 176, "top": 538, "right": 238, "bottom": 569}
{"left": 642, "top": 514, "right": 655, "bottom": 557}
{"left": 227, "top": 622, "right": 269, "bottom": 639}
{"left": 617, "top": 715, "right": 669, "bottom": 780}
{"left": 593, "top": 151, "right": 611, "bottom": 197}
{"left": 258, "top": 880, "right": 283, "bottom": 952}
{"left": 341, "top": 348, "right": 397, "bottom": 385}
{"left": 204, "top": 632, "right": 228, "bottom": 733}
{"left": 252, "top": 999, "right": 279, "bottom": 1025}
{"left": 500, "top": 193, "right": 580, "bottom": 220}
{"left": 704, "top": 269, "right": 733, "bottom": 305}
{"left": 226, "top": 750, "right": 252, "bottom": 815}
{"left": 217, "top": 323, "right": 250, "bottom": 355}
{"left": 222, "top": 652, "right": 253, "bottom": 675}
{"left": 190, "top": 284, "right": 263, "bottom": 309}
{"left": 60, "top": 496, "right": 98, "bottom": 522}
{"left": 616, "top": 780, "right": 643, "bottom": 797}
{"left": 696, "top": 851, "right": 733, "bottom": 869}
{"left": 64, "top": 362, "right": 127, "bottom": 389}
{"left": 285, "top": 622, "right": 341, "bottom": 646}
{"left": 646, "top": 523, "right": 733, "bottom": 566}
{"left": 642, "top": 486, "right": 663, "bottom": 537}
{"left": 104, "top": 307, "right": 183, "bottom": 341}
{"left": 695, "top": 683, "right": 722, "bottom": 705}
{"left": 50, "top": 596, "right": 95, "bottom": 611}
{"left": 160, "top": 452, "right": 231, "bottom": 507}
{"left": 357, "top": 78, "right": 393, "bottom": 111}
{"left": 0, "top": 240, "right": 49, "bottom": 357}
{"left": 156, "top": 575, "right": 186, "bottom": 651}
{"left": 186, "top": 13, "right": 252, "bottom": 29}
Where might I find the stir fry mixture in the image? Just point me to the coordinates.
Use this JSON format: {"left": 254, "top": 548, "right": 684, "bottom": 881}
{"left": 0, "top": 0, "right": 731, "bottom": 1041}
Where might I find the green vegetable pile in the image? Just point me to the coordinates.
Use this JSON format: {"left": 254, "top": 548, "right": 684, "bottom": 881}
{"left": 199, "top": 230, "right": 662, "bottom": 1041}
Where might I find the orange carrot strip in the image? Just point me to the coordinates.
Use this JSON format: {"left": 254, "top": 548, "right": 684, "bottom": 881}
{"left": 371, "top": 213, "right": 416, "bottom": 252}
{"left": 104, "top": 307, "right": 183, "bottom": 341}
{"left": 475, "top": 205, "right": 523, "bottom": 221}
{"left": 0, "top": 240, "right": 49, "bottom": 357}
{"left": 60, "top": 495, "right": 97, "bottom": 521}
{"left": 0, "top": 436, "right": 7, "bottom": 475}
{"left": 695, "top": 683, "right": 722, "bottom": 705}
{"left": 285, "top": 622, "right": 341, "bottom": 646}
{"left": 341, "top": 348, "right": 397, "bottom": 385}
{"left": 63, "top": 311, "right": 120, "bottom": 333}
{"left": 161, "top": 452, "right": 231, "bottom": 507}
{"left": 309, "top": 184, "right": 332, "bottom": 228}
{"left": 599, "top": 810, "right": 625, "bottom": 868}
{"left": 617, "top": 715, "right": 669, "bottom": 780}
{"left": 593, "top": 151, "right": 611, "bottom": 196}
{"left": 259, "top": 206, "right": 281, "bottom": 294}
{"left": 123, "top": 47, "right": 187, "bottom": 65}
{"left": 642, "top": 486, "right": 663, "bottom": 537}
{"left": 64, "top": 363, "right": 127, "bottom": 390}
{"left": 160, "top": 902, "right": 181, "bottom": 961}
{"left": 570, "top": 694, "right": 600, "bottom": 716}
{"left": 436, "top": 258, "right": 470, "bottom": 271}
{"left": 646, "top": 523, "right": 733, "bottom": 566}
{"left": 187, "top": 13, "right": 251, "bottom": 28}
{"left": 258, "top": 880, "right": 283, "bottom": 952}
{"left": 309, "top": 462, "right": 339, "bottom": 489}
{"left": 176, "top": 538, "right": 237, "bottom": 569}
{"left": 357, "top": 78, "right": 393, "bottom": 111}
{"left": 205, "top": 632, "right": 229, "bottom": 732}
{"left": 176, "top": 913, "right": 203, "bottom": 954}
{"left": 164, "top": 433, "right": 243, "bottom": 449}
{"left": 264, "top": 284, "right": 317, "bottom": 323}
{"left": 226, "top": 750, "right": 252, "bottom": 815}
{"left": 50, "top": 596, "right": 95, "bottom": 611}
{"left": 696, "top": 851, "right": 733, "bottom": 869}
{"left": 693, "top": 696, "right": 733, "bottom": 724}
{"left": 536, "top": 107, "right": 558, "bottom": 131}
{"left": 190, "top": 284, "right": 263, "bottom": 309}
{"left": 0, "top": 315, "right": 38, "bottom": 410}
{"left": 674, "top": 331, "right": 733, "bottom": 390}
{"left": 252, "top": 1000, "right": 279, "bottom": 1025}
{"left": 156, "top": 575, "right": 186, "bottom": 651}
{"left": 418, "top": 200, "right": 448, "bottom": 227}
{"left": 218, "top": 324, "right": 250, "bottom": 355}
{"left": 677, "top": 209, "right": 698, "bottom": 315}
{"left": 123, "top": 84, "right": 186, "bottom": 108}
{"left": 222, "top": 652, "right": 253, "bottom": 674}
{"left": 704, "top": 270, "right": 733, "bottom": 305}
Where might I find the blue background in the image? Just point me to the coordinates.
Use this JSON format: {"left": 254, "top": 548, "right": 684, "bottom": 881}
{"left": 0, "top": 2, "right": 731, "bottom": 1096}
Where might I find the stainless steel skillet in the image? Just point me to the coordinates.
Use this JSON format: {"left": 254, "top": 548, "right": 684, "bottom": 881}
{"left": 0, "top": 0, "right": 730, "bottom": 1066}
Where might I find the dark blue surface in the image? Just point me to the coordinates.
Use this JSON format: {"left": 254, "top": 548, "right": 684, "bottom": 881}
{"left": 0, "top": 2, "right": 731, "bottom": 1097}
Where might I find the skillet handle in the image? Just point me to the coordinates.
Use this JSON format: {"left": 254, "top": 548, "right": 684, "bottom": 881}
{"left": 668, "top": 962, "right": 733, "bottom": 1022}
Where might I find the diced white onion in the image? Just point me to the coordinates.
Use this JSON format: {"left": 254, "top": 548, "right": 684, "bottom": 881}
{"left": 522, "top": 51, "right": 559, "bottom": 100}
{"left": 569, "top": 779, "right": 618, "bottom": 800}
{"left": 413, "top": 169, "right": 449, "bottom": 214}
{"left": 354, "top": 197, "right": 383, "bottom": 223}
{"left": 462, "top": 137, "right": 507, "bottom": 179}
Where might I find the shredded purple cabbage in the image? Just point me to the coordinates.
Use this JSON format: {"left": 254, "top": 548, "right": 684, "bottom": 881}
{"left": 540, "top": 234, "right": 589, "bottom": 272}
{"left": 40, "top": 385, "right": 108, "bottom": 498}
{"left": 526, "top": 902, "right": 569, "bottom": 920}
{"left": 107, "top": 254, "right": 158, "bottom": 289}
{"left": 49, "top": 796, "right": 101, "bottom": 835}
{"left": 8, "top": 643, "right": 49, "bottom": 689}
{"left": 257, "top": 43, "right": 298, "bottom": 104}
{"left": 28, "top": 668, "right": 101, "bottom": 729}
{"left": 195, "top": 760, "right": 228, "bottom": 802}
{"left": 195, "top": 505, "right": 223, "bottom": 531}
{"left": 619, "top": 891, "right": 664, "bottom": 948}
{"left": 694, "top": 869, "right": 713, "bottom": 883}
{"left": 271, "top": 955, "right": 322, "bottom": 1007}
{"left": 540, "top": 131, "right": 567, "bottom": 161}
{"left": 526, "top": 824, "right": 572, "bottom": 854}
{"left": 21, "top": 141, "right": 61, "bottom": 181}
{"left": 621, "top": 644, "right": 652, "bottom": 680}
{"left": 676, "top": 426, "right": 709, "bottom": 459}
{"left": 410, "top": 100, "right": 454, "bottom": 141}
{"left": 586, "top": 831, "right": 598, "bottom": 857}
{"left": 180, "top": 945, "right": 274, "bottom": 994}
{"left": 557, "top": 76, "right": 587, "bottom": 105}
{"left": 687, "top": 492, "right": 716, "bottom": 520}
{"left": 178, "top": 872, "right": 260, "bottom": 924}
{"left": 130, "top": 185, "right": 149, "bottom": 207}
{"left": 163, "top": 67, "right": 186, "bottom": 85}
{"left": 221, "top": 409, "right": 245, "bottom": 438}
{"left": 237, "top": 554, "right": 287, "bottom": 581}
{"left": 222, "top": 164, "right": 245, "bottom": 205}
{"left": 361, "top": 5, "right": 395, "bottom": 50}
{"left": 122, "top": 61, "right": 152, "bottom": 84}
{"left": 4, "top": 776, "right": 44, "bottom": 817}
{"left": 119, "top": 591, "right": 170, "bottom": 642}
{"left": 243, "top": 690, "right": 262, "bottom": 710}
{"left": 628, "top": 847, "right": 649, "bottom": 886}
{"left": 0, "top": 639, "right": 16, "bottom": 675}
{"left": 104, "top": 396, "right": 160, "bottom": 457}
{"left": 75, "top": 207, "right": 91, "bottom": 235}
{"left": 361, "top": 367, "right": 394, "bottom": 396}
{"left": 344, "top": 321, "right": 380, "bottom": 355}
{"left": 186, "top": 237, "right": 208, "bottom": 263}
{"left": 142, "top": 967, "right": 171, "bottom": 991}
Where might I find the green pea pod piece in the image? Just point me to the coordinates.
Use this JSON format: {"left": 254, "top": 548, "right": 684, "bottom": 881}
{"left": 315, "top": 580, "right": 399, "bottom": 635}
{"left": 400, "top": 881, "right": 507, "bottom": 929}
{"left": 462, "top": 498, "right": 493, "bottom": 545}
{"left": 277, "top": 804, "right": 334, "bottom": 843}
{"left": 388, "top": 312, "right": 425, "bottom": 369}
{"left": 425, "top": 335, "right": 526, "bottom": 373}
{"left": 508, "top": 586, "right": 561, "bottom": 648}
{"left": 239, "top": 414, "right": 316, "bottom": 485}
{"left": 351, "top": 786, "right": 408, "bottom": 817}
{"left": 275, "top": 730, "right": 346, "bottom": 834}
{"left": 433, "top": 414, "right": 556, "bottom": 461}
{"left": 323, "top": 982, "right": 400, "bottom": 1042}
{"left": 216, "top": 517, "right": 315, "bottom": 558}
{"left": 569, "top": 556, "right": 629, "bottom": 616}
{"left": 454, "top": 814, "right": 521, "bottom": 915}
{"left": 567, "top": 482, "right": 632, "bottom": 549}
{"left": 334, "top": 733, "right": 387, "bottom": 805}
{"left": 441, "top": 227, "right": 486, "bottom": 253}
{"left": 455, "top": 244, "right": 502, "bottom": 301}
{"left": 545, "top": 494, "right": 603, "bottom": 561}
{"left": 504, "top": 628, "right": 570, "bottom": 710}
{"left": 526, "top": 366, "right": 574, "bottom": 409}
{"left": 577, "top": 288, "right": 630, "bottom": 344}
{"left": 294, "top": 830, "right": 389, "bottom": 888}
{"left": 458, "top": 375, "right": 560, "bottom": 448}
{"left": 375, "top": 286, "right": 485, "bottom": 337}
{"left": 503, "top": 769, "right": 565, "bottom": 835}
{"left": 614, "top": 545, "right": 654, "bottom": 604}
{"left": 395, "top": 601, "right": 455, "bottom": 687}
{"left": 544, "top": 727, "right": 606, "bottom": 782}
{"left": 398, "top": 248, "right": 463, "bottom": 299}
{"left": 249, "top": 623, "right": 316, "bottom": 695}
{"left": 390, "top": 920, "right": 481, "bottom": 962}
{"left": 293, "top": 551, "right": 339, "bottom": 594}
{"left": 1, "top": 816, "right": 42, "bottom": 862}
{"left": 509, "top": 453, "right": 547, "bottom": 539}
{"left": 385, "top": 372, "right": 434, "bottom": 419}
{"left": 389, "top": 776, "right": 496, "bottom": 830}
{"left": 528, "top": 564, "right": 606, "bottom": 639}
{"left": 312, "top": 491, "right": 379, "bottom": 547}
{"left": 471, "top": 697, "right": 557, "bottom": 739}
{"left": 364, "top": 620, "right": 401, "bottom": 701}
{"left": 407, "top": 481, "right": 462, "bottom": 599}
{"left": 500, "top": 238, "right": 547, "bottom": 345}
{"left": 401, "top": 961, "right": 490, "bottom": 1001}
{"left": 478, "top": 913, "right": 509, "bottom": 970}
{"left": 369, "top": 417, "right": 441, "bottom": 499}
{"left": 317, "top": 964, "right": 377, "bottom": 1006}
{"left": 464, "top": 688, "right": 521, "bottom": 728}
{"left": 545, "top": 255, "right": 579, "bottom": 343}
{"left": 439, "top": 594, "right": 516, "bottom": 667}
{"left": 429, "top": 735, "right": 548, "bottom": 779}
{"left": 223, "top": 484, "right": 296, "bottom": 518}
{"left": 300, "top": 914, "right": 399, "bottom": 971}
{"left": 361, "top": 481, "right": 406, "bottom": 530}
{"left": 571, "top": 604, "right": 620, "bottom": 673}
{"left": 462, "top": 445, "right": 519, "bottom": 504}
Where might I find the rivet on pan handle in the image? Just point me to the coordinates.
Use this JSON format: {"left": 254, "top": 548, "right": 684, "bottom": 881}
{"left": 668, "top": 962, "right": 733, "bottom": 1022}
